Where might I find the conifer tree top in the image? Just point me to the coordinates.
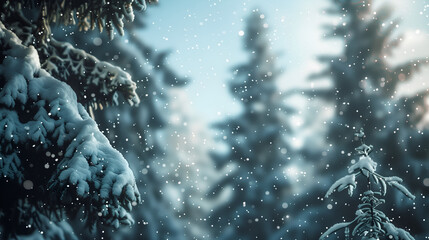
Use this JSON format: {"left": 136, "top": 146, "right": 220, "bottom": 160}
{"left": 321, "top": 128, "right": 415, "bottom": 240}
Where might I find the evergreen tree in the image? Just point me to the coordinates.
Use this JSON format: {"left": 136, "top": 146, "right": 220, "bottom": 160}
{"left": 320, "top": 129, "right": 415, "bottom": 240}
{"left": 0, "top": 23, "right": 140, "bottom": 239}
{"left": 0, "top": 0, "right": 157, "bottom": 239}
{"left": 285, "top": 0, "right": 429, "bottom": 238}
{"left": 208, "top": 10, "right": 296, "bottom": 239}
{"left": 52, "top": 13, "right": 190, "bottom": 239}
{"left": 308, "top": 0, "right": 428, "bottom": 181}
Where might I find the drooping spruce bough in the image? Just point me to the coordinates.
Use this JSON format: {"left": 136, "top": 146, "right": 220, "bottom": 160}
{"left": 0, "top": 0, "right": 157, "bottom": 239}
{"left": 320, "top": 128, "right": 415, "bottom": 240}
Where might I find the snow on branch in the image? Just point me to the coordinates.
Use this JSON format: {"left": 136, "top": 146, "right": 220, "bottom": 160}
{"left": 348, "top": 155, "right": 377, "bottom": 177}
{"left": 1, "top": 12, "right": 140, "bottom": 109}
{"left": 1, "top": 0, "right": 157, "bottom": 41}
{"left": 39, "top": 39, "right": 140, "bottom": 109}
{"left": 382, "top": 222, "right": 415, "bottom": 240}
{"left": 0, "top": 22, "right": 140, "bottom": 235}
{"left": 325, "top": 174, "right": 356, "bottom": 198}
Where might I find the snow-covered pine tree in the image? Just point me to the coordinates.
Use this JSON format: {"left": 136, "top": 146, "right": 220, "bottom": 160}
{"left": 320, "top": 128, "right": 415, "bottom": 240}
{"left": 0, "top": 1, "right": 160, "bottom": 239}
{"left": 0, "top": 23, "right": 140, "bottom": 239}
{"left": 208, "top": 10, "right": 296, "bottom": 239}
{"left": 52, "top": 14, "right": 189, "bottom": 239}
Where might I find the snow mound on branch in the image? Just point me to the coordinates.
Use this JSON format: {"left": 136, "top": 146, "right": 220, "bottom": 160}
{"left": 348, "top": 155, "right": 377, "bottom": 177}
{"left": 325, "top": 174, "right": 356, "bottom": 198}
{"left": 0, "top": 21, "right": 140, "bottom": 231}
{"left": 39, "top": 39, "right": 140, "bottom": 109}
{"left": 1, "top": 11, "right": 140, "bottom": 110}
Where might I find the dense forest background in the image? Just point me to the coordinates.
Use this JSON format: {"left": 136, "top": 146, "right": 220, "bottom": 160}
{"left": 0, "top": 0, "right": 428, "bottom": 239}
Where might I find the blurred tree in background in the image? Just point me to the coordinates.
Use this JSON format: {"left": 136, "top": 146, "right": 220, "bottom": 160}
{"left": 162, "top": 89, "right": 228, "bottom": 239}
{"left": 310, "top": 0, "right": 428, "bottom": 177}
{"left": 207, "top": 10, "right": 299, "bottom": 240}
{"left": 284, "top": 0, "right": 429, "bottom": 238}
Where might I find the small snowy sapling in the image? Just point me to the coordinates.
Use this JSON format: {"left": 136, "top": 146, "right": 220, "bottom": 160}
{"left": 320, "top": 128, "right": 415, "bottom": 240}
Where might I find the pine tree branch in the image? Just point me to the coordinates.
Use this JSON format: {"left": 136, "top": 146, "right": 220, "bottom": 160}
{"left": 0, "top": 22, "right": 140, "bottom": 235}
{"left": 1, "top": 9, "right": 141, "bottom": 110}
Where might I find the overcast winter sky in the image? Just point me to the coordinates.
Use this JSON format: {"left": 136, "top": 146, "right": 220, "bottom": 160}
{"left": 139, "top": 0, "right": 429, "bottom": 123}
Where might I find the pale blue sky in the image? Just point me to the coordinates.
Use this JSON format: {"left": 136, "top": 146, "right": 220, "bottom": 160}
{"left": 140, "top": 0, "right": 429, "bottom": 123}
